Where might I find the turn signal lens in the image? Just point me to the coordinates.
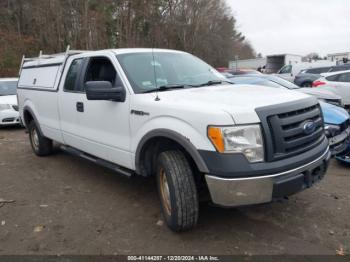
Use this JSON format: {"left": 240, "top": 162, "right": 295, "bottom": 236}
{"left": 208, "top": 127, "right": 225, "bottom": 153}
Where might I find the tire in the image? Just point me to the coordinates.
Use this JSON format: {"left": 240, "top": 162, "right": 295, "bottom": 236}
{"left": 28, "top": 121, "right": 53, "bottom": 156}
{"left": 156, "top": 150, "right": 199, "bottom": 232}
{"left": 301, "top": 82, "right": 312, "bottom": 87}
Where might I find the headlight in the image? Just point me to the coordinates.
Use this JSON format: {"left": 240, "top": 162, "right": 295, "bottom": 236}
{"left": 0, "top": 104, "right": 11, "bottom": 111}
{"left": 324, "top": 124, "right": 340, "bottom": 138}
{"left": 208, "top": 125, "right": 264, "bottom": 162}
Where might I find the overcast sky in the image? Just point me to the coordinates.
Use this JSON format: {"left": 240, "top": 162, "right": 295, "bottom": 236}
{"left": 226, "top": 0, "right": 350, "bottom": 57}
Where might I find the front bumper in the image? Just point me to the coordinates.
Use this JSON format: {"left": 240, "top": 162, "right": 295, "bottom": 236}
{"left": 328, "top": 127, "right": 350, "bottom": 156}
{"left": 0, "top": 110, "right": 20, "bottom": 126}
{"left": 335, "top": 144, "right": 350, "bottom": 163}
{"left": 205, "top": 147, "right": 331, "bottom": 207}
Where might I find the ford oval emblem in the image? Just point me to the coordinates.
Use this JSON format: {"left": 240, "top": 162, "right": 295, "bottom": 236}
{"left": 303, "top": 121, "right": 316, "bottom": 135}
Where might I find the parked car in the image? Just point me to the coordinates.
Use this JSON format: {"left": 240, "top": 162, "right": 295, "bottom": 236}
{"left": 227, "top": 74, "right": 343, "bottom": 107}
{"left": 0, "top": 78, "right": 20, "bottom": 126}
{"left": 335, "top": 145, "right": 350, "bottom": 164}
{"left": 312, "top": 70, "right": 350, "bottom": 108}
{"left": 329, "top": 64, "right": 350, "bottom": 73}
{"left": 318, "top": 102, "right": 350, "bottom": 156}
{"left": 226, "top": 75, "right": 350, "bottom": 156}
{"left": 275, "top": 61, "right": 336, "bottom": 82}
{"left": 18, "top": 48, "right": 331, "bottom": 231}
{"left": 294, "top": 64, "right": 350, "bottom": 87}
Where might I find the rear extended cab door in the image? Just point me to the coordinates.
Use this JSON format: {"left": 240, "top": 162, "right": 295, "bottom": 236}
{"left": 57, "top": 53, "right": 133, "bottom": 169}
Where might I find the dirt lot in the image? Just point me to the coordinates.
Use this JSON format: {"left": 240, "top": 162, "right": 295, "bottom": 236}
{"left": 0, "top": 127, "right": 349, "bottom": 255}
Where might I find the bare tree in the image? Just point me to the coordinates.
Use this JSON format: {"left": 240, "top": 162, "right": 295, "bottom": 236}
{"left": 0, "top": 0, "right": 256, "bottom": 76}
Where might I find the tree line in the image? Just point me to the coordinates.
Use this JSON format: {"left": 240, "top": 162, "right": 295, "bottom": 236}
{"left": 0, "top": 0, "right": 256, "bottom": 77}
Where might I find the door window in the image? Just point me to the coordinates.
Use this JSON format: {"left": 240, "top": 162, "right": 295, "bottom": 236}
{"left": 84, "top": 57, "right": 120, "bottom": 91}
{"left": 279, "top": 65, "right": 292, "bottom": 74}
{"left": 64, "top": 58, "right": 83, "bottom": 91}
{"left": 326, "top": 74, "right": 340, "bottom": 82}
{"left": 337, "top": 73, "right": 350, "bottom": 83}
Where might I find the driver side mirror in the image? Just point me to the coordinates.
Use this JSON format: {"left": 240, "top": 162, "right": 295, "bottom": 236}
{"left": 85, "top": 81, "right": 126, "bottom": 102}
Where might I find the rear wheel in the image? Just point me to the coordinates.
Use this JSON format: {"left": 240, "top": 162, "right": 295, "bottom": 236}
{"left": 156, "top": 150, "right": 199, "bottom": 232}
{"left": 28, "top": 121, "right": 53, "bottom": 156}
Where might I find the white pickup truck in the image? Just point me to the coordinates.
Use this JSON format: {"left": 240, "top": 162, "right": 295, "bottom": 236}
{"left": 18, "top": 48, "right": 331, "bottom": 231}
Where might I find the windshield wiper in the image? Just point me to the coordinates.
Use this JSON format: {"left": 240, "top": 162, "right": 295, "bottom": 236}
{"left": 193, "top": 80, "right": 232, "bottom": 87}
{"left": 142, "top": 80, "right": 232, "bottom": 93}
{"left": 143, "top": 84, "right": 186, "bottom": 93}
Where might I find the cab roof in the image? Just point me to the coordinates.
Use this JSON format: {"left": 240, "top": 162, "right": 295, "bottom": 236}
{"left": 22, "top": 48, "right": 185, "bottom": 68}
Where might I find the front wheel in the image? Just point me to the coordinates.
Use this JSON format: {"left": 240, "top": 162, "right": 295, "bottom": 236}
{"left": 156, "top": 150, "right": 199, "bottom": 232}
{"left": 28, "top": 121, "right": 53, "bottom": 156}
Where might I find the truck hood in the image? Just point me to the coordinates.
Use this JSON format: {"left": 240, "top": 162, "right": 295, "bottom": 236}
{"left": 156, "top": 84, "right": 311, "bottom": 124}
{"left": 298, "top": 88, "right": 341, "bottom": 100}
{"left": 0, "top": 95, "right": 17, "bottom": 105}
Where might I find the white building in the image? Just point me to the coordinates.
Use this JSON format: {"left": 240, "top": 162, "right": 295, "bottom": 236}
{"left": 327, "top": 52, "right": 350, "bottom": 64}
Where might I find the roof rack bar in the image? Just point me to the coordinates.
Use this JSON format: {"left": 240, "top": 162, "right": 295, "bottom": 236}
{"left": 22, "top": 49, "right": 88, "bottom": 61}
{"left": 65, "top": 45, "right": 71, "bottom": 55}
{"left": 18, "top": 55, "right": 25, "bottom": 76}
{"left": 20, "top": 46, "right": 90, "bottom": 72}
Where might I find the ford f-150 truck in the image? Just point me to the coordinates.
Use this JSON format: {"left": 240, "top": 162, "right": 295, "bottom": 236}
{"left": 17, "top": 48, "right": 331, "bottom": 231}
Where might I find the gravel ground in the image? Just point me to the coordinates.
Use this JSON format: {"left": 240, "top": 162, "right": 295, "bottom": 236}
{"left": 0, "top": 127, "right": 349, "bottom": 255}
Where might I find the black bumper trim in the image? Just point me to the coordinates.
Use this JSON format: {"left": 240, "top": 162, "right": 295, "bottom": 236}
{"left": 272, "top": 156, "right": 329, "bottom": 199}
{"left": 199, "top": 137, "right": 329, "bottom": 178}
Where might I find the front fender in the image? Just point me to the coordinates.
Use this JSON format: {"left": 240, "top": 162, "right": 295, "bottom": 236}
{"left": 135, "top": 128, "right": 210, "bottom": 174}
{"left": 132, "top": 116, "right": 215, "bottom": 173}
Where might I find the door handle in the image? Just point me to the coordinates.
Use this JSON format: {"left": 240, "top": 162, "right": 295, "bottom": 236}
{"left": 76, "top": 102, "right": 84, "bottom": 112}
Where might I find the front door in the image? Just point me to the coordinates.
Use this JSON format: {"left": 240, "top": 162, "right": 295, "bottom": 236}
{"left": 58, "top": 54, "right": 132, "bottom": 169}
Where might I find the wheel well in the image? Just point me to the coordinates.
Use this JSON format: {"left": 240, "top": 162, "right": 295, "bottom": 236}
{"left": 138, "top": 136, "right": 209, "bottom": 199}
{"left": 138, "top": 136, "right": 206, "bottom": 177}
{"left": 23, "top": 109, "right": 34, "bottom": 127}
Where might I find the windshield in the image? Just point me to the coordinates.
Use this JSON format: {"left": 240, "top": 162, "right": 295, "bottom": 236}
{"left": 0, "top": 81, "right": 17, "bottom": 96}
{"left": 278, "top": 65, "right": 292, "bottom": 74}
{"left": 116, "top": 52, "right": 225, "bottom": 93}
